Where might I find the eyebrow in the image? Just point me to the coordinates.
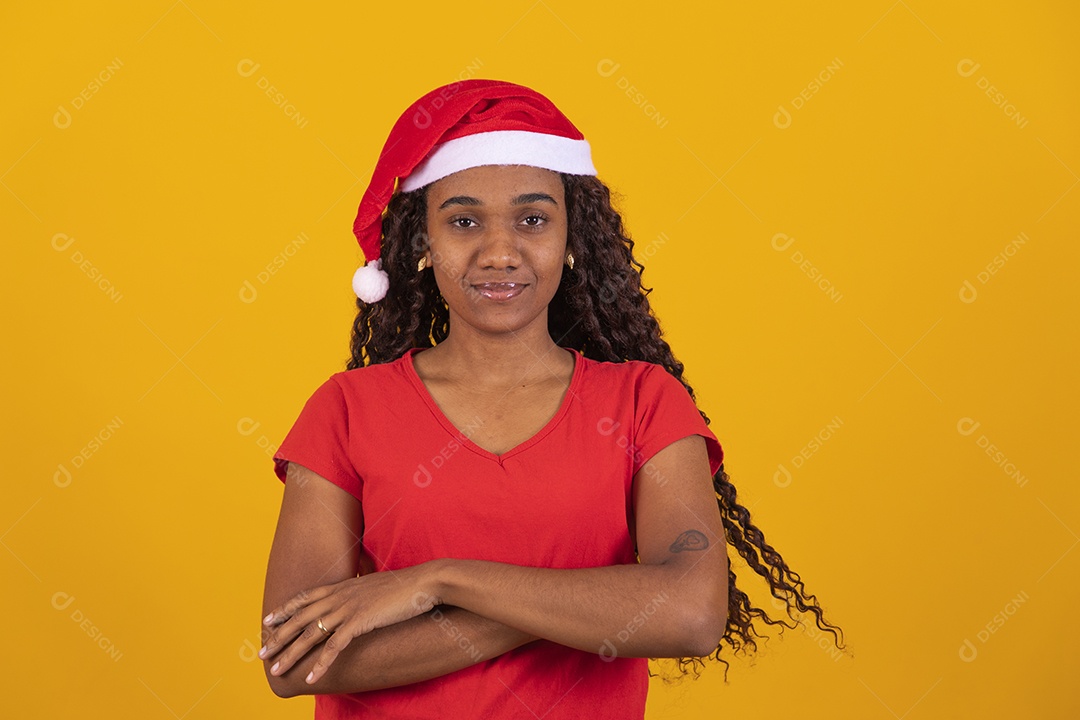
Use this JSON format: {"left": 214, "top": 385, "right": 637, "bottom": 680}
{"left": 437, "top": 192, "right": 559, "bottom": 210}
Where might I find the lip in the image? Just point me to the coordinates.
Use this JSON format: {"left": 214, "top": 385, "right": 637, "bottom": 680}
{"left": 470, "top": 282, "right": 528, "bottom": 301}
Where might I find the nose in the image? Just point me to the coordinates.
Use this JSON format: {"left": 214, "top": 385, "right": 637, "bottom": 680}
{"left": 477, "top": 223, "right": 522, "bottom": 270}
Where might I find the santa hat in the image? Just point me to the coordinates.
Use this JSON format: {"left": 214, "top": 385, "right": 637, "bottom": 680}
{"left": 350, "top": 79, "right": 597, "bottom": 303}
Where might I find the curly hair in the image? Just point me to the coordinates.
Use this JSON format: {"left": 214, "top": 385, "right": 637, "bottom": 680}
{"left": 344, "top": 173, "right": 849, "bottom": 682}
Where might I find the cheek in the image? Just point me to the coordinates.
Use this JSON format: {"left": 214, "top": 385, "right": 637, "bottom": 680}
{"left": 425, "top": 240, "right": 464, "bottom": 279}
{"left": 542, "top": 249, "right": 566, "bottom": 271}
{"left": 434, "top": 259, "right": 478, "bottom": 301}
{"left": 432, "top": 260, "right": 462, "bottom": 290}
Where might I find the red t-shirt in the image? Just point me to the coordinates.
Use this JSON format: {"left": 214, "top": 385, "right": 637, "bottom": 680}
{"left": 272, "top": 346, "right": 724, "bottom": 720}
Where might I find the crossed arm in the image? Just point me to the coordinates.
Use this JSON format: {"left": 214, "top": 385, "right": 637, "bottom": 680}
{"left": 259, "top": 434, "right": 728, "bottom": 698}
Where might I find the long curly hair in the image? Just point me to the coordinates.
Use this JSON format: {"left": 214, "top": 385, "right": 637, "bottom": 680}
{"left": 344, "top": 173, "right": 849, "bottom": 682}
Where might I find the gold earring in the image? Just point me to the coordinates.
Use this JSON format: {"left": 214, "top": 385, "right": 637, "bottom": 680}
{"left": 566, "top": 252, "right": 575, "bottom": 270}
{"left": 417, "top": 256, "right": 428, "bottom": 272}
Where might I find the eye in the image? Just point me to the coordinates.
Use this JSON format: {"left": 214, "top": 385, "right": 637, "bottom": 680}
{"left": 450, "top": 216, "right": 477, "bottom": 229}
{"left": 522, "top": 213, "right": 549, "bottom": 227}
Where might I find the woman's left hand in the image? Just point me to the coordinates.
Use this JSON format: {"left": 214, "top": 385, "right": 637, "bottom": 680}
{"left": 258, "top": 562, "right": 442, "bottom": 684}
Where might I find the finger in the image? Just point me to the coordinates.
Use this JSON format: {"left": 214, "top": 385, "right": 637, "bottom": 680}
{"left": 260, "top": 599, "right": 331, "bottom": 662}
{"left": 261, "top": 608, "right": 307, "bottom": 659}
{"left": 306, "top": 624, "right": 357, "bottom": 684}
{"left": 264, "top": 585, "right": 330, "bottom": 626}
{"left": 269, "top": 615, "right": 336, "bottom": 677}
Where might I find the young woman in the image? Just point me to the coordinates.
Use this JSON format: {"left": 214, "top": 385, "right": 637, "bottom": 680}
{"left": 259, "top": 79, "right": 845, "bottom": 719}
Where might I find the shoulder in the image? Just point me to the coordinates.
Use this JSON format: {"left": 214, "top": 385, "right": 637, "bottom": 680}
{"left": 577, "top": 357, "right": 688, "bottom": 412}
{"left": 291, "top": 357, "right": 412, "bottom": 416}
{"left": 581, "top": 355, "right": 674, "bottom": 391}
{"left": 327, "top": 355, "right": 412, "bottom": 393}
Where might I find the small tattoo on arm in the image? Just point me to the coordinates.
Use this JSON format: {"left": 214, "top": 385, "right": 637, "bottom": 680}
{"left": 669, "top": 529, "right": 709, "bottom": 553}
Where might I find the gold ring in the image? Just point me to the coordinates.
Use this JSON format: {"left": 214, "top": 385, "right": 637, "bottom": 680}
{"left": 316, "top": 618, "right": 331, "bottom": 636}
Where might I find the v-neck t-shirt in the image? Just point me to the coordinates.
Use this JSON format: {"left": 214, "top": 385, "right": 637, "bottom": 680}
{"left": 272, "top": 346, "right": 725, "bottom": 720}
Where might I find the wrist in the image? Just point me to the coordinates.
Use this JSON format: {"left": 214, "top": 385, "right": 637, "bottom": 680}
{"left": 426, "top": 557, "right": 460, "bottom": 608}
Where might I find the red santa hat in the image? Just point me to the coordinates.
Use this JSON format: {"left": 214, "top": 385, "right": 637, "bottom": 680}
{"left": 350, "top": 79, "right": 597, "bottom": 303}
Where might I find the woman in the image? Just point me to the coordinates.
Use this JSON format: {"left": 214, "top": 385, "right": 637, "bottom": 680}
{"left": 259, "top": 79, "right": 845, "bottom": 719}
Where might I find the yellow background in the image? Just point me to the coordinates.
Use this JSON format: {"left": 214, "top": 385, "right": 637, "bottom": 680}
{"left": 3, "top": 2, "right": 1077, "bottom": 717}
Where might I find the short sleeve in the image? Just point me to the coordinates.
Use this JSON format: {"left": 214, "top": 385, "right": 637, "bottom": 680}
{"left": 633, "top": 364, "right": 724, "bottom": 477}
{"left": 272, "top": 375, "right": 362, "bottom": 499}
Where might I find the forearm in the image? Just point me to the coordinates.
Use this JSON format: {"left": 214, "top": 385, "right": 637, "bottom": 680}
{"left": 433, "top": 560, "right": 725, "bottom": 660}
{"left": 269, "top": 605, "right": 537, "bottom": 697}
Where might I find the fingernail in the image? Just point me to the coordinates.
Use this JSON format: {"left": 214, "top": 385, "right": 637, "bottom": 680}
{"left": 258, "top": 646, "right": 267, "bottom": 659}
{"left": 306, "top": 671, "right": 315, "bottom": 684}
{"left": 263, "top": 613, "right": 274, "bottom": 625}
{"left": 271, "top": 662, "right": 280, "bottom": 675}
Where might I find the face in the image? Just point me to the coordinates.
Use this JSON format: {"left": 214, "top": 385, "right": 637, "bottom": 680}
{"left": 421, "top": 164, "right": 568, "bottom": 339}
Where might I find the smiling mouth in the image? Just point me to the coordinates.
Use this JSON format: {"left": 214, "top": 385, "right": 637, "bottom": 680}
{"left": 471, "top": 282, "right": 528, "bottom": 300}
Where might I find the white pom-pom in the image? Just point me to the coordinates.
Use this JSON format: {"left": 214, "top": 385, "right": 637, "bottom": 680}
{"left": 352, "top": 259, "right": 389, "bottom": 302}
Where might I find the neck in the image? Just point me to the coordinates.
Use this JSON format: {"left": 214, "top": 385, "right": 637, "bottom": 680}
{"left": 420, "top": 326, "right": 571, "bottom": 389}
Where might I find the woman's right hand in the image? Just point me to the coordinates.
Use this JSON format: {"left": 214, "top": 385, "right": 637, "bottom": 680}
{"left": 260, "top": 560, "right": 445, "bottom": 685}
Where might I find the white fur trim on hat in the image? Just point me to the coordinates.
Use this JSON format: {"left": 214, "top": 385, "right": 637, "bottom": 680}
{"left": 352, "top": 258, "right": 389, "bottom": 303}
{"left": 400, "top": 130, "right": 596, "bottom": 192}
